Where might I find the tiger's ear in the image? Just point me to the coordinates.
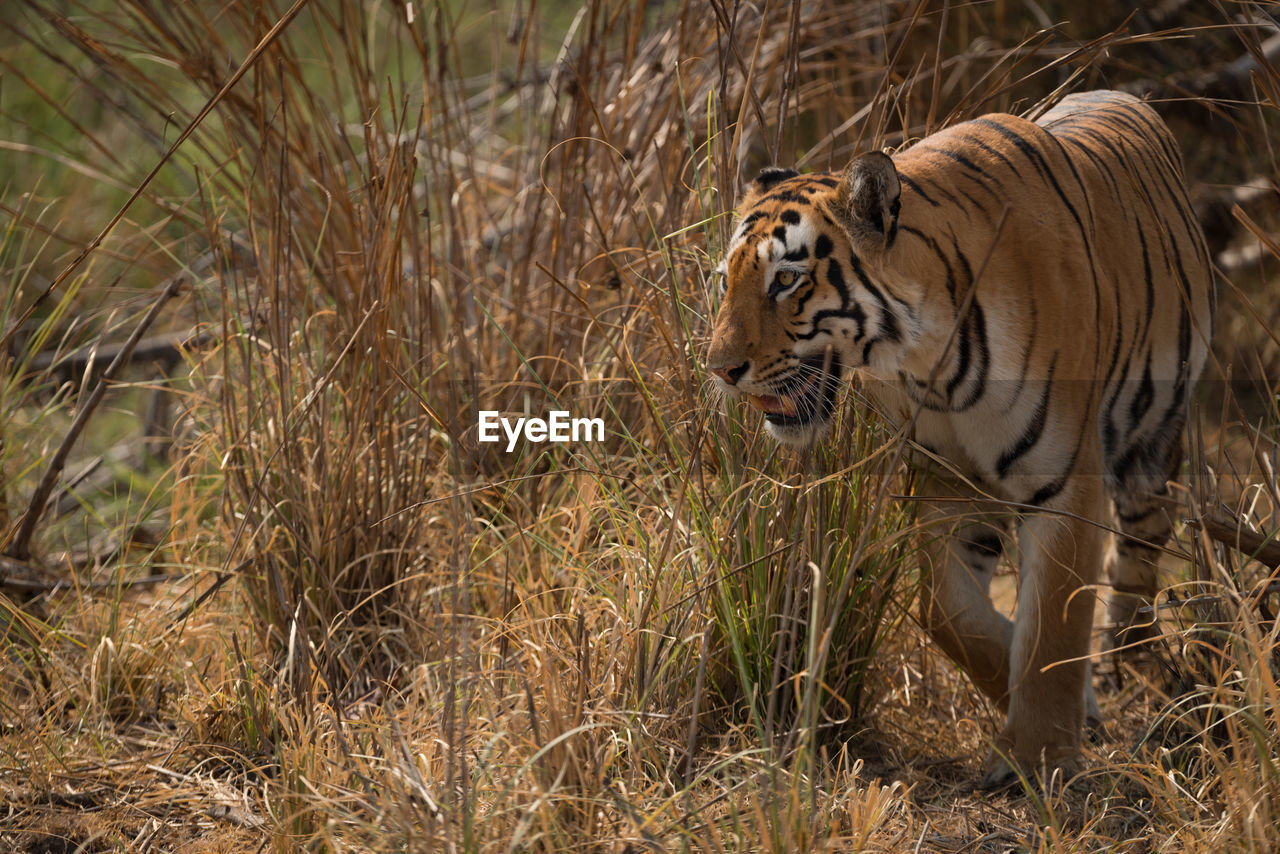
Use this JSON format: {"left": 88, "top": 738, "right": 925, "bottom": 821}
{"left": 752, "top": 166, "right": 799, "bottom": 191}
{"left": 836, "top": 152, "right": 900, "bottom": 250}
{"left": 742, "top": 166, "right": 799, "bottom": 205}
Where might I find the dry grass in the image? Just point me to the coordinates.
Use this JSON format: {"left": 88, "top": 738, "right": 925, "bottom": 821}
{"left": 2, "top": 0, "right": 1280, "bottom": 851}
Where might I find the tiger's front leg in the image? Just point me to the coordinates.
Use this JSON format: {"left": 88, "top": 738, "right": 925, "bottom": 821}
{"left": 983, "top": 475, "right": 1107, "bottom": 789}
{"left": 916, "top": 475, "right": 1015, "bottom": 709}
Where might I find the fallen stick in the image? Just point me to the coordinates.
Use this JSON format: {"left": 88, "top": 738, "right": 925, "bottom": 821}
{"left": 1188, "top": 512, "right": 1280, "bottom": 569}
{"left": 5, "top": 272, "right": 189, "bottom": 561}
{"left": 27, "top": 328, "right": 215, "bottom": 380}
{"left": 1, "top": 572, "right": 179, "bottom": 595}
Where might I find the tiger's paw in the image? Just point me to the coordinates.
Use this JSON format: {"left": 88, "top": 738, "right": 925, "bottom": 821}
{"left": 979, "top": 754, "right": 1019, "bottom": 791}
{"left": 980, "top": 747, "right": 1080, "bottom": 793}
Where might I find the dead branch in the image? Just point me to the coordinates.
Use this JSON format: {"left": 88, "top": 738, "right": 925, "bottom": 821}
{"left": 27, "top": 328, "right": 215, "bottom": 384}
{"left": 1218, "top": 242, "right": 1277, "bottom": 276}
{"left": 1196, "top": 176, "right": 1280, "bottom": 258}
{"left": 0, "top": 570, "right": 179, "bottom": 595}
{"left": 5, "top": 273, "right": 189, "bottom": 561}
{"left": 1188, "top": 512, "right": 1280, "bottom": 569}
{"left": 1126, "top": 32, "right": 1280, "bottom": 105}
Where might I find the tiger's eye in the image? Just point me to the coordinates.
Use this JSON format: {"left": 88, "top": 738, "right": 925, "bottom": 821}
{"left": 777, "top": 271, "right": 796, "bottom": 287}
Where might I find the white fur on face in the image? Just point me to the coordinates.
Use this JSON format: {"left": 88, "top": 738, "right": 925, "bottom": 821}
{"left": 752, "top": 219, "right": 817, "bottom": 292}
{"left": 781, "top": 220, "right": 816, "bottom": 254}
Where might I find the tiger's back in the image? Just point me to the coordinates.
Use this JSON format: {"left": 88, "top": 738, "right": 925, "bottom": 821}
{"left": 1037, "top": 92, "right": 1213, "bottom": 487}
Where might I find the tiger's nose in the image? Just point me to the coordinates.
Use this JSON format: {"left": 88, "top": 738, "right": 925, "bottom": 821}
{"left": 710, "top": 361, "right": 749, "bottom": 386}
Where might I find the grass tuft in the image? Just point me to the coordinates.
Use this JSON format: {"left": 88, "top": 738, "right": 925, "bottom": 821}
{"left": 2, "top": 1, "right": 1279, "bottom": 851}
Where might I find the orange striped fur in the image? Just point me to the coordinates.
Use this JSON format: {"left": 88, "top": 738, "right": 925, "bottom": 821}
{"left": 707, "top": 90, "right": 1214, "bottom": 786}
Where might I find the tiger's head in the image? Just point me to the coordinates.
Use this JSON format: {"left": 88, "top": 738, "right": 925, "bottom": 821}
{"left": 707, "top": 153, "right": 919, "bottom": 445}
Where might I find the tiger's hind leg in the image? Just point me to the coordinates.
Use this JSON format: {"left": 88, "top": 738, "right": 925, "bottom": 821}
{"left": 1105, "top": 438, "right": 1183, "bottom": 654}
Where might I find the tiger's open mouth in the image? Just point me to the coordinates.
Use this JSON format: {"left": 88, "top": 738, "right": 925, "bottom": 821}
{"left": 745, "top": 354, "right": 843, "bottom": 427}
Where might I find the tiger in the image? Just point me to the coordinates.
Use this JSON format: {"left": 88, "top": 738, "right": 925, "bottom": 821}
{"left": 706, "top": 90, "right": 1215, "bottom": 788}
